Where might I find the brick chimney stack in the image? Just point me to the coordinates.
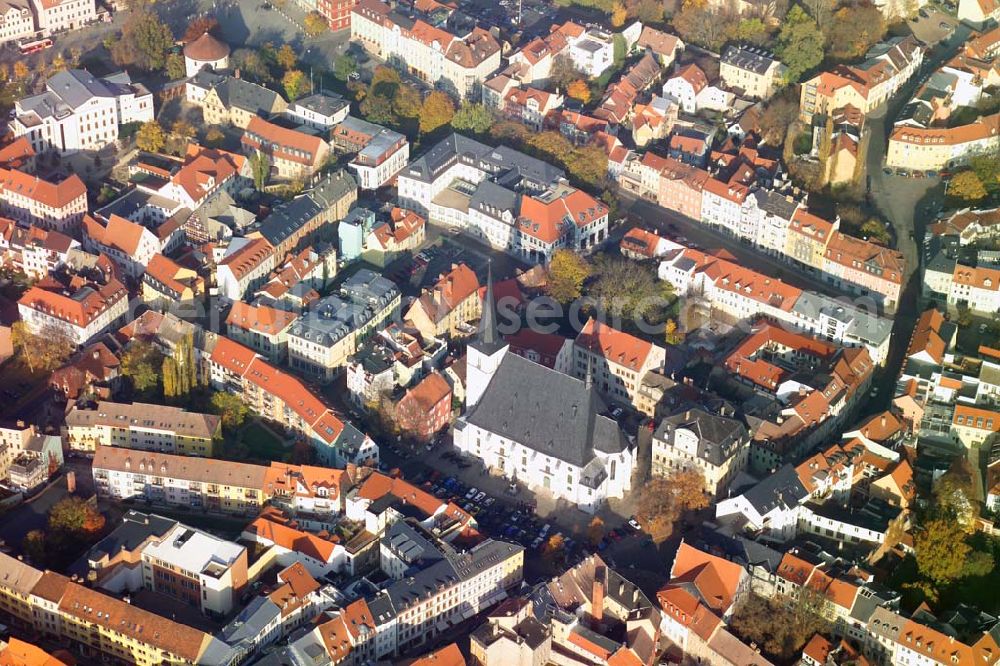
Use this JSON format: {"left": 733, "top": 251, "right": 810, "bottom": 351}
{"left": 592, "top": 566, "right": 605, "bottom": 623}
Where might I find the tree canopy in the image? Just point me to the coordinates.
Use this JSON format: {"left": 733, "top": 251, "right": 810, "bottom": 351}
{"left": 451, "top": 102, "right": 494, "bottom": 135}
{"left": 775, "top": 5, "right": 825, "bottom": 82}
{"left": 111, "top": 8, "right": 174, "bottom": 71}
{"left": 136, "top": 120, "right": 166, "bottom": 153}
{"left": 547, "top": 250, "right": 592, "bottom": 304}
{"left": 420, "top": 91, "right": 456, "bottom": 135}
{"left": 11, "top": 322, "right": 72, "bottom": 374}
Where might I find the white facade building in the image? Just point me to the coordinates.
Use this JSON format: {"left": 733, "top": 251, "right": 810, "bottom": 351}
{"left": 13, "top": 69, "right": 153, "bottom": 154}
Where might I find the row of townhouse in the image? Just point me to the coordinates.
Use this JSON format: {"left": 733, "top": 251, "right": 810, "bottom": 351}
{"left": 924, "top": 252, "right": 1000, "bottom": 318}
{"left": 64, "top": 400, "right": 222, "bottom": 456}
{"left": 397, "top": 133, "right": 609, "bottom": 264}
{"left": 622, "top": 154, "right": 905, "bottom": 312}
{"left": 350, "top": 0, "right": 501, "bottom": 100}
{"left": 13, "top": 69, "right": 154, "bottom": 155}
{"left": 208, "top": 335, "right": 380, "bottom": 465}
{"left": 657, "top": 242, "right": 894, "bottom": 365}
{"left": 888, "top": 111, "right": 1000, "bottom": 172}
{"left": 91, "top": 445, "right": 357, "bottom": 522}
{"left": 0, "top": 551, "right": 233, "bottom": 666}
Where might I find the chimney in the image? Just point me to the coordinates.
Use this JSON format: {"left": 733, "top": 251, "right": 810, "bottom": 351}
{"left": 592, "top": 571, "right": 605, "bottom": 623}
{"left": 234, "top": 68, "right": 241, "bottom": 79}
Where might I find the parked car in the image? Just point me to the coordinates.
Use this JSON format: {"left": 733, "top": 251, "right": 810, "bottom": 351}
{"left": 628, "top": 517, "right": 642, "bottom": 531}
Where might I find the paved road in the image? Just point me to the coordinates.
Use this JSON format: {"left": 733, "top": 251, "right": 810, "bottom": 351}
{"left": 859, "top": 21, "right": 973, "bottom": 409}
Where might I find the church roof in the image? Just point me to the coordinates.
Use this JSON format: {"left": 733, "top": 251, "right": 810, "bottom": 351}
{"left": 464, "top": 352, "right": 628, "bottom": 468}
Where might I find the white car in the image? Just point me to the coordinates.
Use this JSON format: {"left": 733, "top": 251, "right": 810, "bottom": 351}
{"left": 465, "top": 488, "right": 478, "bottom": 500}
{"left": 628, "top": 517, "right": 642, "bottom": 531}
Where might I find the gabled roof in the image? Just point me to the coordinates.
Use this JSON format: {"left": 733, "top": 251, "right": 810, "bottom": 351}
{"left": 245, "top": 515, "right": 337, "bottom": 562}
{"left": 0, "top": 169, "right": 86, "bottom": 209}
{"left": 575, "top": 317, "right": 655, "bottom": 371}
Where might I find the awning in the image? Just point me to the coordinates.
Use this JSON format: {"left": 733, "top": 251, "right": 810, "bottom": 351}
{"left": 462, "top": 608, "right": 476, "bottom": 619}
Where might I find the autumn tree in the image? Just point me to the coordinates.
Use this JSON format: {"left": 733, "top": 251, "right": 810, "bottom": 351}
{"left": 11, "top": 322, "right": 72, "bottom": 374}
{"left": 13, "top": 60, "right": 29, "bottom": 81}
{"left": 543, "top": 533, "right": 566, "bottom": 562}
{"left": 587, "top": 517, "right": 605, "bottom": 546}
{"left": 933, "top": 455, "right": 979, "bottom": 531}
{"left": 392, "top": 85, "right": 422, "bottom": 122}
{"left": 204, "top": 126, "right": 226, "bottom": 148}
{"left": 673, "top": 1, "right": 738, "bottom": 51}
{"left": 304, "top": 11, "right": 328, "bottom": 37}
{"left": 634, "top": 0, "right": 664, "bottom": 22}
{"left": 800, "top": 0, "right": 834, "bottom": 31}
{"left": 636, "top": 469, "right": 708, "bottom": 541}
{"left": 111, "top": 7, "right": 174, "bottom": 71}
{"left": 547, "top": 249, "right": 591, "bottom": 304}
{"left": 282, "top": 69, "right": 308, "bottom": 101}
{"left": 211, "top": 391, "right": 249, "bottom": 430}
{"left": 732, "top": 17, "right": 769, "bottom": 44}
{"left": 452, "top": 102, "right": 494, "bottom": 134}
{"left": 420, "top": 91, "right": 455, "bottom": 135}
{"left": 775, "top": 5, "right": 825, "bottom": 82}
{"left": 950, "top": 171, "right": 988, "bottom": 202}
{"left": 730, "top": 591, "right": 831, "bottom": 661}
{"left": 135, "top": 120, "right": 166, "bottom": 153}
{"left": 611, "top": 0, "right": 627, "bottom": 26}
{"left": 827, "top": 4, "right": 885, "bottom": 60}
{"left": 970, "top": 152, "right": 1000, "bottom": 191}
{"left": 49, "top": 496, "right": 105, "bottom": 536}
{"left": 564, "top": 143, "right": 608, "bottom": 189}
{"left": 567, "top": 79, "right": 591, "bottom": 104}
{"left": 273, "top": 44, "right": 295, "bottom": 71}
{"left": 664, "top": 318, "right": 682, "bottom": 344}
{"left": 183, "top": 16, "right": 219, "bottom": 42}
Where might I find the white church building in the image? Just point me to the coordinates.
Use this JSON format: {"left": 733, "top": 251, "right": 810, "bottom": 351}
{"left": 452, "top": 273, "right": 634, "bottom": 514}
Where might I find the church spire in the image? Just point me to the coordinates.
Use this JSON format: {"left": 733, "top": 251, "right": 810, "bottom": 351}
{"left": 476, "top": 261, "right": 503, "bottom": 352}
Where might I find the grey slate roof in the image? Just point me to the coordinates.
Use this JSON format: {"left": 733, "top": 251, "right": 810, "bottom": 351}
{"left": 754, "top": 189, "right": 799, "bottom": 220}
{"left": 464, "top": 352, "right": 629, "bottom": 468}
{"left": 288, "top": 269, "right": 398, "bottom": 347}
{"left": 216, "top": 76, "right": 285, "bottom": 115}
{"left": 741, "top": 463, "right": 808, "bottom": 515}
{"left": 655, "top": 408, "right": 748, "bottom": 466}
{"left": 87, "top": 511, "right": 177, "bottom": 562}
{"left": 721, "top": 45, "right": 778, "bottom": 74}
{"left": 258, "top": 196, "right": 323, "bottom": 248}
{"left": 402, "top": 132, "right": 564, "bottom": 189}
{"left": 293, "top": 91, "right": 349, "bottom": 118}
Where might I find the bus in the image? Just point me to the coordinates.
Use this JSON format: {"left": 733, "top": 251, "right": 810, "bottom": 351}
{"left": 18, "top": 38, "right": 53, "bottom": 55}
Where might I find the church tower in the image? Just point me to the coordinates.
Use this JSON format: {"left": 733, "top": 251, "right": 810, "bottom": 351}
{"left": 466, "top": 264, "right": 509, "bottom": 409}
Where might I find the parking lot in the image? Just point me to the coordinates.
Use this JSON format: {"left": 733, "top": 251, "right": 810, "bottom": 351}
{"left": 376, "top": 432, "right": 673, "bottom": 591}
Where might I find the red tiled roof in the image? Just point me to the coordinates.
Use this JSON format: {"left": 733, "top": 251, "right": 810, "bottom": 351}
{"left": 575, "top": 317, "right": 655, "bottom": 371}
{"left": 0, "top": 169, "right": 85, "bottom": 209}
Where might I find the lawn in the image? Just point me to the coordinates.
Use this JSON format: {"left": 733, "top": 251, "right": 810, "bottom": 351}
{"left": 236, "top": 421, "right": 290, "bottom": 462}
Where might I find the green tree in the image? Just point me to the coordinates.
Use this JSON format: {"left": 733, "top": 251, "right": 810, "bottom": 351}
{"left": 282, "top": 69, "right": 308, "bottom": 101}
{"left": 546, "top": 249, "right": 591, "bottom": 303}
{"left": 11, "top": 321, "right": 72, "bottom": 374}
{"left": 775, "top": 5, "right": 825, "bottom": 83}
{"left": 211, "top": 391, "right": 249, "bottom": 430}
{"left": 135, "top": 120, "right": 166, "bottom": 153}
{"left": 392, "top": 85, "right": 422, "bottom": 121}
{"left": 732, "top": 17, "right": 769, "bottom": 44}
{"left": 673, "top": 2, "right": 739, "bottom": 51}
{"left": 111, "top": 8, "right": 175, "bottom": 71}
{"left": 587, "top": 254, "right": 674, "bottom": 324}
{"left": 950, "top": 171, "right": 988, "bottom": 202}
{"left": 970, "top": 152, "right": 1000, "bottom": 190}
{"left": 165, "top": 52, "right": 187, "bottom": 80}
{"left": 249, "top": 150, "right": 271, "bottom": 190}
{"left": 914, "top": 518, "right": 971, "bottom": 586}
{"left": 121, "top": 341, "right": 163, "bottom": 395}
{"left": 304, "top": 11, "right": 328, "bottom": 37}
{"left": 231, "top": 48, "right": 272, "bottom": 82}
{"left": 420, "top": 91, "right": 455, "bottom": 135}
{"left": 360, "top": 92, "right": 396, "bottom": 125}
{"left": 333, "top": 54, "right": 356, "bottom": 81}
{"left": 451, "top": 102, "right": 493, "bottom": 134}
